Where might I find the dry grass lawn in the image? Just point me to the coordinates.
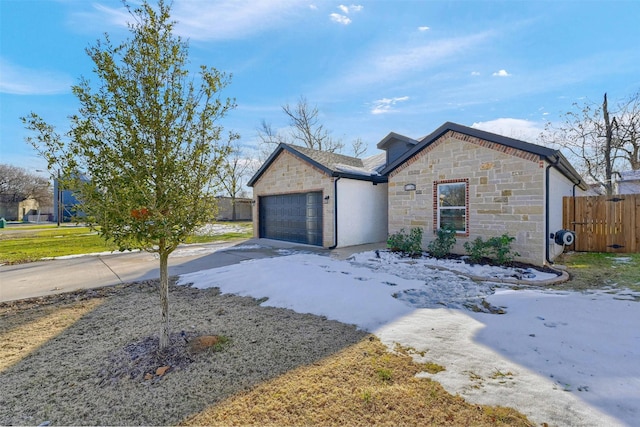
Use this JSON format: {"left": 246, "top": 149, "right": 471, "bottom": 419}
{"left": 0, "top": 282, "right": 532, "bottom": 426}
{"left": 182, "top": 337, "right": 530, "bottom": 426}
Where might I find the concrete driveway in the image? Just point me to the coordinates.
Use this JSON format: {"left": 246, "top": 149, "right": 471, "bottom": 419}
{"left": 0, "top": 238, "right": 384, "bottom": 303}
{"left": 0, "top": 239, "right": 313, "bottom": 302}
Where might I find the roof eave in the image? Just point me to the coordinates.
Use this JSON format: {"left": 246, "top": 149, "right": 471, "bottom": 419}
{"left": 380, "top": 121, "right": 568, "bottom": 176}
{"left": 247, "top": 144, "right": 354, "bottom": 187}
{"left": 332, "top": 171, "right": 388, "bottom": 183}
{"left": 545, "top": 152, "right": 589, "bottom": 190}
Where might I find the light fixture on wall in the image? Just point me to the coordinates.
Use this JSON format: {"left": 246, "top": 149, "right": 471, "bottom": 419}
{"left": 251, "top": 200, "right": 256, "bottom": 206}
{"left": 324, "top": 195, "right": 330, "bottom": 204}
{"left": 404, "top": 183, "right": 416, "bottom": 191}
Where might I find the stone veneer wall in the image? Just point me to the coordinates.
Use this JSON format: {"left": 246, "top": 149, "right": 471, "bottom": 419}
{"left": 251, "top": 150, "right": 335, "bottom": 247}
{"left": 388, "top": 131, "right": 547, "bottom": 265}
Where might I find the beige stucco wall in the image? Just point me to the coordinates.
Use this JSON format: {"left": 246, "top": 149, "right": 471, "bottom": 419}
{"left": 337, "top": 179, "right": 388, "bottom": 247}
{"left": 388, "top": 130, "right": 548, "bottom": 265}
{"left": 251, "top": 150, "right": 336, "bottom": 247}
{"left": 215, "top": 197, "right": 252, "bottom": 221}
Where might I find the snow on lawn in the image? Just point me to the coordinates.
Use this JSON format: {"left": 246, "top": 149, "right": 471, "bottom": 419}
{"left": 178, "top": 250, "right": 639, "bottom": 427}
{"left": 195, "top": 223, "right": 250, "bottom": 235}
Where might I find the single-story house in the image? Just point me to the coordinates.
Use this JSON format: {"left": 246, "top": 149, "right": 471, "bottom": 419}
{"left": 614, "top": 169, "right": 640, "bottom": 194}
{"left": 249, "top": 122, "right": 588, "bottom": 266}
{"left": 247, "top": 144, "right": 388, "bottom": 247}
{"left": 0, "top": 195, "right": 40, "bottom": 221}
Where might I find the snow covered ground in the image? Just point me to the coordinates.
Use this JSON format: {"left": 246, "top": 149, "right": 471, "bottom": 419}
{"left": 194, "top": 223, "right": 250, "bottom": 235}
{"left": 178, "top": 250, "right": 640, "bottom": 426}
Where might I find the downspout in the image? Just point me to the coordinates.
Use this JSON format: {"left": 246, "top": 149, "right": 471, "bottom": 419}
{"left": 545, "top": 158, "right": 560, "bottom": 265}
{"left": 571, "top": 180, "right": 581, "bottom": 235}
{"left": 328, "top": 176, "right": 341, "bottom": 249}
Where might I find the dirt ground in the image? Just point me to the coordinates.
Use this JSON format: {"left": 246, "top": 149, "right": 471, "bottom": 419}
{"left": 0, "top": 280, "right": 530, "bottom": 426}
{"left": 0, "top": 281, "right": 370, "bottom": 425}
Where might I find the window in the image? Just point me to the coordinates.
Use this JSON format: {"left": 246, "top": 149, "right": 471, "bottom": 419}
{"left": 436, "top": 180, "right": 467, "bottom": 233}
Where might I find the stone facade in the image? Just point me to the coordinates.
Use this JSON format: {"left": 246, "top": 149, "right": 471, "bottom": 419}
{"left": 388, "top": 131, "right": 546, "bottom": 265}
{"left": 251, "top": 150, "right": 336, "bottom": 247}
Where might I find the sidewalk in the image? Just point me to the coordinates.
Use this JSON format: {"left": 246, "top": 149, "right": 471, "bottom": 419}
{"left": 0, "top": 238, "right": 385, "bottom": 303}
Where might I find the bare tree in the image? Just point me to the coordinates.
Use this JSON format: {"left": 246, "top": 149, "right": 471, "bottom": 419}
{"left": 258, "top": 96, "right": 344, "bottom": 153}
{"left": 541, "top": 91, "right": 640, "bottom": 195}
{"left": 215, "top": 142, "right": 256, "bottom": 219}
{"left": 0, "top": 164, "right": 51, "bottom": 206}
{"left": 350, "top": 137, "right": 367, "bottom": 158}
{"left": 616, "top": 91, "right": 640, "bottom": 171}
{"left": 283, "top": 96, "right": 344, "bottom": 152}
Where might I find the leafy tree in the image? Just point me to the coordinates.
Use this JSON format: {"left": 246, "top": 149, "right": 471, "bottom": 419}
{"left": 542, "top": 91, "right": 640, "bottom": 194}
{"left": 257, "top": 95, "right": 366, "bottom": 158}
{"left": 22, "top": 0, "right": 235, "bottom": 350}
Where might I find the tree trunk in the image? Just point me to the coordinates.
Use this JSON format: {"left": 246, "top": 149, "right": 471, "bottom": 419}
{"left": 231, "top": 196, "right": 236, "bottom": 221}
{"left": 158, "top": 248, "right": 170, "bottom": 350}
{"left": 603, "top": 93, "right": 615, "bottom": 195}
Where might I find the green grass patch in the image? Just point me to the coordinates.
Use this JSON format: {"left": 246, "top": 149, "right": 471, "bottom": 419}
{"left": 422, "top": 361, "right": 446, "bottom": 374}
{"left": 1, "top": 224, "right": 60, "bottom": 230}
{"left": 0, "top": 222, "right": 253, "bottom": 264}
{"left": 556, "top": 252, "right": 640, "bottom": 292}
{"left": 0, "top": 227, "right": 117, "bottom": 264}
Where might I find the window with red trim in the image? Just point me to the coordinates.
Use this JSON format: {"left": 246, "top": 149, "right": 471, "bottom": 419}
{"left": 436, "top": 180, "right": 468, "bottom": 233}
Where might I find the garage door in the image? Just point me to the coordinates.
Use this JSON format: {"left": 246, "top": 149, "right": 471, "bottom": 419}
{"left": 259, "top": 192, "right": 323, "bottom": 246}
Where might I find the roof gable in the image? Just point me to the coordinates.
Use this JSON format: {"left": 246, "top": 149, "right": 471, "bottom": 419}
{"left": 379, "top": 122, "right": 587, "bottom": 189}
{"left": 376, "top": 132, "right": 418, "bottom": 150}
{"left": 247, "top": 144, "right": 387, "bottom": 187}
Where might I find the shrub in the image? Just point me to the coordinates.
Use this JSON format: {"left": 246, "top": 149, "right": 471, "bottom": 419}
{"left": 463, "top": 234, "right": 520, "bottom": 265}
{"left": 488, "top": 234, "right": 520, "bottom": 265}
{"left": 426, "top": 225, "right": 457, "bottom": 259}
{"left": 387, "top": 227, "right": 423, "bottom": 256}
{"left": 463, "top": 237, "right": 489, "bottom": 264}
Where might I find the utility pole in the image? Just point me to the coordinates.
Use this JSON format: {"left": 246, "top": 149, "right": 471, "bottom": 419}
{"left": 56, "top": 169, "right": 62, "bottom": 226}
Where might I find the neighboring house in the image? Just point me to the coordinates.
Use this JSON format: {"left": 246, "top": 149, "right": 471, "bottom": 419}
{"left": 54, "top": 177, "right": 87, "bottom": 222}
{"left": 215, "top": 196, "right": 253, "bottom": 221}
{"left": 0, "top": 195, "right": 41, "bottom": 221}
{"left": 379, "top": 122, "right": 588, "bottom": 266}
{"left": 249, "top": 122, "right": 588, "bottom": 266}
{"left": 615, "top": 170, "right": 640, "bottom": 194}
{"left": 248, "top": 144, "right": 388, "bottom": 247}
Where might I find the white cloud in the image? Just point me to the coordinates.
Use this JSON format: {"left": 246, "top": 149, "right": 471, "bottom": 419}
{"left": 418, "top": 26, "right": 430, "bottom": 31}
{"left": 0, "top": 58, "right": 72, "bottom": 95}
{"left": 91, "top": 3, "right": 132, "bottom": 27}
{"left": 471, "top": 71, "right": 481, "bottom": 76}
{"left": 471, "top": 118, "right": 543, "bottom": 142}
{"left": 82, "top": 0, "right": 308, "bottom": 41}
{"left": 492, "top": 69, "right": 511, "bottom": 77}
{"left": 309, "top": 4, "right": 318, "bottom": 10}
{"left": 332, "top": 4, "right": 362, "bottom": 24}
{"left": 330, "top": 13, "right": 352, "bottom": 25}
{"left": 339, "top": 4, "right": 364, "bottom": 13}
{"left": 351, "top": 31, "right": 494, "bottom": 86}
{"left": 370, "top": 96, "right": 409, "bottom": 115}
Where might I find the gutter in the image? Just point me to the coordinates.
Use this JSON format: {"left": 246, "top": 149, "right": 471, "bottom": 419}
{"left": 545, "top": 157, "right": 561, "bottom": 265}
{"left": 571, "top": 180, "right": 582, "bottom": 236}
{"left": 328, "top": 176, "right": 341, "bottom": 249}
{"left": 545, "top": 153, "right": 585, "bottom": 265}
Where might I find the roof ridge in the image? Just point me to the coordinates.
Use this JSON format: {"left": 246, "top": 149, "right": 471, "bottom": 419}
{"left": 285, "top": 143, "right": 364, "bottom": 168}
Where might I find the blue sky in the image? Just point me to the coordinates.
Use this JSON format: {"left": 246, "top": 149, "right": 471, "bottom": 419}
{"left": 1, "top": 0, "right": 639, "bottom": 174}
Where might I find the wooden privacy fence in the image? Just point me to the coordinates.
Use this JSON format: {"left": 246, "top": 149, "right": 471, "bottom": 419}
{"left": 563, "top": 194, "right": 640, "bottom": 253}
